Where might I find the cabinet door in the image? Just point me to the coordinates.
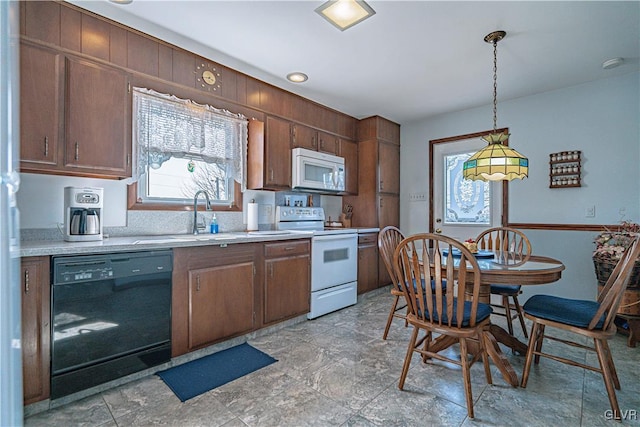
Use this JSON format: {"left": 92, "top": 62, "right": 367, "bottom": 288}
{"left": 291, "top": 123, "right": 317, "bottom": 151}
{"left": 20, "top": 43, "right": 63, "bottom": 170}
{"left": 340, "top": 139, "right": 358, "bottom": 195}
{"left": 378, "top": 141, "right": 400, "bottom": 194}
{"left": 317, "top": 130, "right": 340, "bottom": 155}
{"left": 357, "top": 235, "right": 379, "bottom": 294}
{"left": 188, "top": 262, "right": 255, "bottom": 350}
{"left": 21, "top": 256, "right": 51, "bottom": 405}
{"left": 265, "top": 116, "right": 292, "bottom": 187}
{"left": 378, "top": 194, "right": 399, "bottom": 229}
{"left": 264, "top": 254, "right": 310, "bottom": 324}
{"left": 65, "top": 57, "right": 131, "bottom": 178}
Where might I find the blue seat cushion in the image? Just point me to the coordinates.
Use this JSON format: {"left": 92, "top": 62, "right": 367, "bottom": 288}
{"left": 490, "top": 284, "right": 521, "bottom": 295}
{"left": 523, "top": 295, "right": 605, "bottom": 329}
{"left": 416, "top": 296, "right": 492, "bottom": 327}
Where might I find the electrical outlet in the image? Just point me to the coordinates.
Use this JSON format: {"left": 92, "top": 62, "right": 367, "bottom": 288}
{"left": 585, "top": 205, "right": 596, "bottom": 218}
{"left": 410, "top": 193, "right": 427, "bottom": 202}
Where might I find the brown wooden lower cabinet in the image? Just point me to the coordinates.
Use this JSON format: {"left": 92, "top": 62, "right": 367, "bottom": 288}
{"left": 263, "top": 240, "right": 310, "bottom": 325}
{"left": 172, "top": 244, "right": 259, "bottom": 356}
{"left": 171, "top": 239, "right": 313, "bottom": 357}
{"left": 357, "top": 233, "right": 379, "bottom": 294}
{"left": 21, "top": 256, "right": 51, "bottom": 405}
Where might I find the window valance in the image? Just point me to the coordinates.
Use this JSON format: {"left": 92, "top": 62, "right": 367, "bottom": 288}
{"left": 131, "top": 87, "right": 248, "bottom": 189}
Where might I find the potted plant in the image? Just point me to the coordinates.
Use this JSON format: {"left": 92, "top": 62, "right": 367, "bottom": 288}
{"left": 593, "top": 220, "right": 640, "bottom": 316}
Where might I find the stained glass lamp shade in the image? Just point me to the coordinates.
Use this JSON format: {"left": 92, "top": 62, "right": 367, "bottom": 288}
{"left": 463, "top": 30, "right": 528, "bottom": 182}
{"left": 463, "top": 132, "right": 528, "bottom": 181}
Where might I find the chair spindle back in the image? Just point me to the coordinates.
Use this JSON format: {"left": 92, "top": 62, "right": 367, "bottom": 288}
{"left": 393, "top": 233, "right": 483, "bottom": 328}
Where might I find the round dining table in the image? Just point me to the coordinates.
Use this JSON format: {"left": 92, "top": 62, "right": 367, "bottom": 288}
{"left": 432, "top": 253, "right": 566, "bottom": 387}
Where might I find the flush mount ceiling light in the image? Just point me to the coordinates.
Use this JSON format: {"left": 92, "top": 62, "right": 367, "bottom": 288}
{"left": 109, "top": 0, "right": 133, "bottom": 4}
{"left": 463, "top": 31, "right": 528, "bottom": 182}
{"left": 315, "top": 0, "right": 376, "bottom": 31}
{"left": 602, "top": 57, "right": 624, "bottom": 70}
{"left": 287, "top": 72, "right": 309, "bottom": 83}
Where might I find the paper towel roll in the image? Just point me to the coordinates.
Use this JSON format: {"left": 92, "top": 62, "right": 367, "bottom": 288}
{"left": 247, "top": 201, "right": 259, "bottom": 231}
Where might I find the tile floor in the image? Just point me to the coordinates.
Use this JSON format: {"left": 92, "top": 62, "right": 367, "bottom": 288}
{"left": 25, "top": 288, "right": 640, "bottom": 427}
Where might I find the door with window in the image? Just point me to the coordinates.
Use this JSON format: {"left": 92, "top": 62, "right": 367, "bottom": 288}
{"left": 430, "top": 130, "right": 508, "bottom": 242}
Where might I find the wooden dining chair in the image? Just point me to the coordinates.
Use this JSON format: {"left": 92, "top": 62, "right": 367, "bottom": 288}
{"left": 520, "top": 235, "right": 640, "bottom": 420}
{"left": 394, "top": 233, "right": 493, "bottom": 419}
{"left": 378, "top": 226, "right": 408, "bottom": 339}
{"left": 476, "top": 227, "right": 532, "bottom": 338}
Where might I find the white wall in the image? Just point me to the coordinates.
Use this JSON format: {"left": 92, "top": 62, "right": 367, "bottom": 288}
{"left": 18, "top": 173, "right": 128, "bottom": 228}
{"left": 400, "top": 72, "right": 640, "bottom": 300}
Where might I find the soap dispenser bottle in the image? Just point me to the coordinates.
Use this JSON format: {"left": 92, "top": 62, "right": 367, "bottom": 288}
{"left": 210, "top": 214, "right": 219, "bottom": 234}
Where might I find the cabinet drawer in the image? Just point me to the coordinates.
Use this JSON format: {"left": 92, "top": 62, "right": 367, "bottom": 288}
{"left": 264, "top": 240, "right": 310, "bottom": 258}
{"left": 358, "top": 233, "right": 377, "bottom": 245}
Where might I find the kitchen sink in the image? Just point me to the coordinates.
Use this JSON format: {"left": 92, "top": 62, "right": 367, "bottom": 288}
{"left": 131, "top": 234, "right": 240, "bottom": 245}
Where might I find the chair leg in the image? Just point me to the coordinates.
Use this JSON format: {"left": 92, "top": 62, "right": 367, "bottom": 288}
{"left": 595, "top": 338, "right": 621, "bottom": 419}
{"left": 520, "top": 320, "right": 541, "bottom": 388}
{"left": 503, "top": 295, "right": 515, "bottom": 336}
{"left": 398, "top": 326, "right": 419, "bottom": 390}
{"left": 512, "top": 295, "right": 528, "bottom": 338}
{"left": 601, "top": 339, "right": 621, "bottom": 390}
{"left": 383, "top": 295, "right": 401, "bottom": 340}
{"left": 479, "top": 331, "right": 493, "bottom": 385}
{"left": 534, "top": 324, "right": 545, "bottom": 365}
{"left": 459, "top": 337, "right": 475, "bottom": 419}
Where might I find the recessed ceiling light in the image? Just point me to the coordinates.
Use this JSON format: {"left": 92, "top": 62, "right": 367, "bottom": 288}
{"left": 602, "top": 57, "right": 624, "bottom": 70}
{"left": 287, "top": 72, "right": 308, "bottom": 83}
{"left": 315, "top": 0, "right": 376, "bottom": 31}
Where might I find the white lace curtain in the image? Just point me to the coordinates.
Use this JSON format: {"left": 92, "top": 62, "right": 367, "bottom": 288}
{"left": 131, "top": 87, "right": 248, "bottom": 189}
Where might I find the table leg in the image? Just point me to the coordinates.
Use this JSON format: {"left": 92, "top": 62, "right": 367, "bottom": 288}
{"left": 431, "top": 327, "right": 520, "bottom": 387}
{"left": 625, "top": 317, "right": 640, "bottom": 348}
{"left": 483, "top": 331, "right": 519, "bottom": 387}
{"left": 489, "top": 324, "right": 528, "bottom": 355}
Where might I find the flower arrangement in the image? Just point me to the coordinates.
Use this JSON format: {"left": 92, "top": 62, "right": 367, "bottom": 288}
{"left": 463, "top": 238, "right": 478, "bottom": 253}
{"left": 593, "top": 220, "right": 640, "bottom": 261}
{"left": 593, "top": 220, "right": 640, "bottom": 300}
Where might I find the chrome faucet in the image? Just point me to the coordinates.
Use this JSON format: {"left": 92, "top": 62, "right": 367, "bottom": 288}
{"left": 192, "top": 190, "right": 211, "bottom": 234}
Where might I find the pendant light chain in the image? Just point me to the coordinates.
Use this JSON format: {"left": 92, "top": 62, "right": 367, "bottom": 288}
{"left": 492, "top": 38, "right": 498, "bottom": 133}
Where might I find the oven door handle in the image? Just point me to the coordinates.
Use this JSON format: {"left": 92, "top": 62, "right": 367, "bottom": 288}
{"left": 312, "top": 234, "right": 356, "bottom": 242}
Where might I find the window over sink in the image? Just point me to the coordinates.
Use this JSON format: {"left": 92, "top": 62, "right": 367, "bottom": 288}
{"left": 128, "top": 88, "right": 248, "bottom": 210}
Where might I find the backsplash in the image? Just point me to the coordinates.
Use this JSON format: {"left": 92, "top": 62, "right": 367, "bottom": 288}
{"left": 18, "top": 174, "right": 344, "bottom": 242}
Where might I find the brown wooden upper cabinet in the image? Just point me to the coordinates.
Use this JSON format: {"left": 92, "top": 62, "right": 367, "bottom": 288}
{"left": 339, "top": 139, "right": 358, "bottom": 195}
{"left": 291, "top": 123, "right": 340, "bottom": 156}
{"left": 317, "top": 130, "right": 340, "bottom": 155}
{"left": 378, "top": 142, "right": 400, "bottom": 194}
{"left": 247, "top": 117, "right": 292, "bottom": 190}
{"left": 64, "top": 57, "right": 131, "bottom": 178}
{"left": 20, "top": 42, "right": 64, "bottom": 172}
{"left": 20, "top": 41, "right": 131, "bottom": 179}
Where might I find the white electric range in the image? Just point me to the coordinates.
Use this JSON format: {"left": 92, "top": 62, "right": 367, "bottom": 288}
{"left": 275, "top": 206, "right": 357, "bottom": 319}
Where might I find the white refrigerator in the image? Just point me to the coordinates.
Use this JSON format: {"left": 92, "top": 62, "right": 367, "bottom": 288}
{"left": 0, "top": 1, "right": 23, "bottom": 425}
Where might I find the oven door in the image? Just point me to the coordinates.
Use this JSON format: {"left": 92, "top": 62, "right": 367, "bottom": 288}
{"left": 311, "top": 233, "right": 357, "bottom": 291}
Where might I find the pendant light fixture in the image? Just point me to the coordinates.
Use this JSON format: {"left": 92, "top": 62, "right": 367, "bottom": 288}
{"left": 463, "top": 31, "right": 528, "bottom": 181}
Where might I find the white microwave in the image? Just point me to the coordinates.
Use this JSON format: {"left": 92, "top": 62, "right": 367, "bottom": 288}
{"left": 291, "top": 147, "right": 345, "bottom": 193}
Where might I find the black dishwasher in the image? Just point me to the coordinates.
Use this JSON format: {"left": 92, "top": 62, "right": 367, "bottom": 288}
{"left": 51, "top": 250, "right": 172, "bottom": 399}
